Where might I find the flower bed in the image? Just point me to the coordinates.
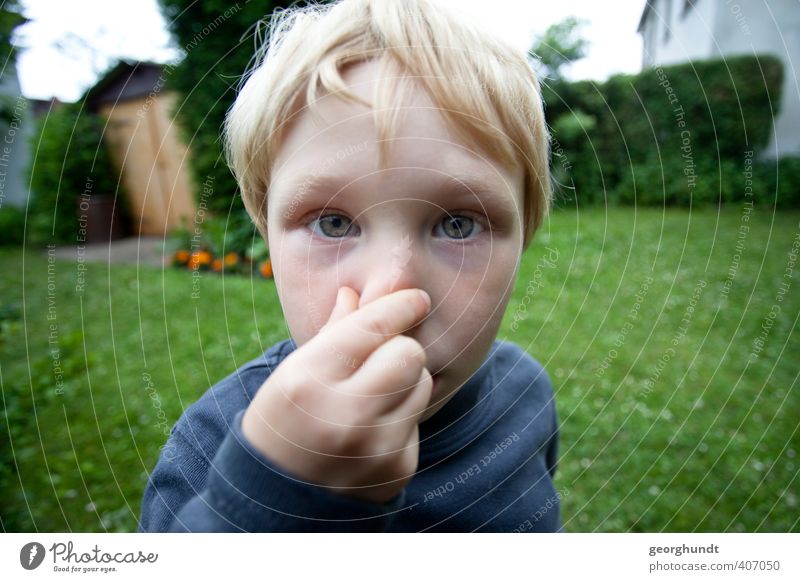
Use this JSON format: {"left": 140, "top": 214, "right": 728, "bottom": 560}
{"left": 171, "top": 249, "right": 272, "bottom": 278}
{"left": 167, "top": 212, "right": 272, "bottom": 278}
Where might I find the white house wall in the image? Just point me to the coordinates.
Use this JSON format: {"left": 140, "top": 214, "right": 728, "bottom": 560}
{"left": 642, "top": 0, "right": 718, "bottom": 66}
{"left": 0, "top": 61, "right": 33, "bottom": 209}
{"left": 640, "top": 0, "right": 800, "bottom": 157}
{"left": 712, "top": 0, "right": 800, "bottom": 158}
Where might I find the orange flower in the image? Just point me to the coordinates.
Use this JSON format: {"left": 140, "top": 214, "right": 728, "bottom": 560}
{"left": 211, "top": 259, "right": 223, "bottom": 272}
{"left": 259, "top": 258, "right": 273, "bottom": 278}
{"left": 223, "top": 252, "right": 239, "bottom": 267}
{"left": 188, "top": 250, "right": 212, "bottom": 270}
{"left": 174, "top": 250, "right": 190, "bottom": 264}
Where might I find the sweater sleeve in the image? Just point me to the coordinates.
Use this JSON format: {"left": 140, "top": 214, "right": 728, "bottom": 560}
{"left": 537, "top": 357, "right": 559, "bottom": 481}
{"left": 545, "top": 403, "right": 559, "bottom": 480}
{"left": 138, "top": 409, "right": 407, "bottom": 532}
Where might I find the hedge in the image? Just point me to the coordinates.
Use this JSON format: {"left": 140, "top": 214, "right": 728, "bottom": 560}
{"left": 156, "top": 0, "right": 309, "bottom": 217}
{"left": 543, "top": 55, "right": 790, "bottom": 206}
{"left": 26, "top": 103, "right": 130, "bottom": 244}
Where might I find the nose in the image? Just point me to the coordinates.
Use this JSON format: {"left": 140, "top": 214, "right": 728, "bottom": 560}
{"left": 352, "top": 231, "right": 428, "bottom": 311}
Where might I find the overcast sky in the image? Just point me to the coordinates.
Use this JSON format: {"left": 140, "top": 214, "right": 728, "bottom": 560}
{"left": 12, "top": 0, "right": 646, "bottom": 101}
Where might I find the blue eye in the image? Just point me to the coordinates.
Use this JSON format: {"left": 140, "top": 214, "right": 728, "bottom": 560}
{"left": 307, "top": 212, "right": 484, "bottom": 240}
{"left": 308, "top": 214, "right": 357, "bottom": 238}
{"left": 436, "top": 214, "right": 482, "bottom": 240}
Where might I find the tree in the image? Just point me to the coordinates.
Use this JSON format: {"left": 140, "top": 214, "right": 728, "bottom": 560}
{"left": 0, "top": 0, "right": 26, "bottom": 57}
{"left": 0, "top": 0, "right": 28, "bottom": 125}
{"left": 528, "top": 16, "right": 589, "bottom": 81}
{"left": 157, "top": 0, "right": 320, "bottom": 216}
{"left": 26, "top": 104, "right": 126, "bottom": 244}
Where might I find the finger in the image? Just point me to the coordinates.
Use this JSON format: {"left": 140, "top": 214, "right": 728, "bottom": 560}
{"left": 385, "top": 365, "right": 433, "bottom": 425}
{"left": 350, "top": 334, "right": 428, "bottom": 414}
{"left": 307, "top": 288, "right": 432, "bottom": 380}
{"left": 320, "top": 286, "right": 360, "bottom": 333}
{"left": 398, "top": 423, "right": 421, "bottom": 479}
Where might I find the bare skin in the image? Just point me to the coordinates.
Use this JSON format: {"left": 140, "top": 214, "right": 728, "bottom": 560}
{"left": 242, "top": 59, "right": 524, "bottom": 505}
{"left": 242, "top": 286, "right": 434, "bottom": 503}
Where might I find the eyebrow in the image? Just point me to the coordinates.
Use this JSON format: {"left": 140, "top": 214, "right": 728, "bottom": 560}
{"left": 277, "top": 172, "right": 517, "bottom": 215}
{"left": 437, "top": 175, "right": 518, "bottom": 215}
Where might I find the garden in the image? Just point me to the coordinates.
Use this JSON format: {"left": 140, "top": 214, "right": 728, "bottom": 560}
{"left": 1, "top": 206, "right": 798, "bottom": 531}
{"left": 1, "top": 1, "right": 798, "bottom": 533}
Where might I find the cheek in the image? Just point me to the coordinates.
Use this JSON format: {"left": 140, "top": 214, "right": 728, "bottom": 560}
{"left": 448, "top": 243, "right": 518, "bottom": 311}
{"left": 269, "top": 237, "right": 341, "bottom": 345}
{"left": 274, "top": 231, "right": 346, "bottom": 278}
{"left": 436, "top": 246, "right": 518, "bottom": 345}
{"left": 444, "top": 278, "right": 513, "bottom": 335}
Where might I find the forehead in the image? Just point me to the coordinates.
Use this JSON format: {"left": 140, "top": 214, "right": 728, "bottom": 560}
{"left": 269, "top": 60, "right": 523, "bottom": 214}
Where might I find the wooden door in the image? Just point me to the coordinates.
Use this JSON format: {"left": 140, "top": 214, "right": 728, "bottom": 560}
{"left": 100, "top": 92, "right": 195, "bottom": 235}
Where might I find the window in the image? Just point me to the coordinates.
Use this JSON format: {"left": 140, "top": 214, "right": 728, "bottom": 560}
{"left": 681, "top": 0, "right": 697, "bottom": 20}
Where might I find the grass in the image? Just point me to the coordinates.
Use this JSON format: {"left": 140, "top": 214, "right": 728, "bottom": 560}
{"left": 1, "top": 206, "right": 798, "bottom": 532}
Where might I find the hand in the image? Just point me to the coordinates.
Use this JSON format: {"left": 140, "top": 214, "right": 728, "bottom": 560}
{"left": 241, "top": 286, "right": 433, "bottom": 503}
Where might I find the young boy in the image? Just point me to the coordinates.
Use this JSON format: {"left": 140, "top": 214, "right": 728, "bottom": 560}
{"left": 139, "top": 0, "right": 559, "bottom": 532}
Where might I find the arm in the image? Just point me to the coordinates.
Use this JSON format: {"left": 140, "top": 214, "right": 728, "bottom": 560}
{"left": 138, "top": 410, "right": 407, "bottom": 532}
{"left": 140, "top": 286, "right": 431, "bottom": 532}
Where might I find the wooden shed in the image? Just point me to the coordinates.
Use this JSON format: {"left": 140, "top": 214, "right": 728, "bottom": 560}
{"left": 85, "top": 61, "right": 195, "bottom": 236}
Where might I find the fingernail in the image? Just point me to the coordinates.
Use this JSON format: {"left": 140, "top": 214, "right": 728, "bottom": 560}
{"left": 418, "top": 290, "right": 431, "bottom": 310}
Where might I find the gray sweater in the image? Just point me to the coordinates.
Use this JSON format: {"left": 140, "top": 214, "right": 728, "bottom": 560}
{"left": 138, "top": 337, "right": 561, "bottom": 532}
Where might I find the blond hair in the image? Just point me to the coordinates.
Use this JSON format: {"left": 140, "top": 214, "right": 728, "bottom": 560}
{"left": 224, "top": 0, "right": 551, "bottom": 250}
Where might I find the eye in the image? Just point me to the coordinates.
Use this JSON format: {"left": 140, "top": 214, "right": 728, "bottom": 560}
{"left": 435, "top": 213, "right": 484, "bottom": 240}
{"left": 308, "top": 213, "right": 358, "bottom": 238}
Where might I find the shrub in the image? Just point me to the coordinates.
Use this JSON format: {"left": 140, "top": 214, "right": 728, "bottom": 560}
{"left": 613, "top": 156, "right": 743, "bottom": 206}
{"left": 156, "top": 0, "right": 309, "bottom": 215}
{"left": 0, "top": 204, "right": 25, "bottom": 246}
{"left": 544, "top": 55, "right": 786, "bottom": 206}
{"left": 26, "top": 103, "right": 129, "bottom": 244}
{"left": 752, "top": 156, "right": 800, "bottom": 207}
{"left": 165, "top": 208, "right": 271, "bottom": 277}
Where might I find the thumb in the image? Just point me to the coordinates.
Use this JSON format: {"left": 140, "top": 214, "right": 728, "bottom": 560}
{"left": 321, "top": 286, "right": 360, "bottom": 332}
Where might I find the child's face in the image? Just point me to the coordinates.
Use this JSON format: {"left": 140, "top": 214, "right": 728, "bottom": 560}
{"left": 267, "top": 59, "right": 524, "bottom": 420}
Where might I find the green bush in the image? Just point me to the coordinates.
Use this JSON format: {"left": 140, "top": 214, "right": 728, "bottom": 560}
{"left": 545, "top": 55, "right": 786, "bottom": 206}
{"left": 551, "top": 156, "right": 609, "bottom": 208}
{"left": 613, "top": 156, "right": 743, "bottom": 206}
{"left": 157, "top": 0, "right": 313, "bottom": 215}
{"left": 610, "top": 155, "right": 800, "bottom": 208}
{"left": 26, "top": 103, "right": 127, "bottom": 244}
{"left": 0, "top": 204, "right": 25, "bottom": 246}
{"left": 165, "top": 209, "right": 263, "bottom": 257}
{"left": 752, "top": 156, "right": 800, "bottom": 207}
{"left": 197, "top": 210, "right": 261, "bottom": 258}
{"left": 164, "top": 208, "right": 268, "bottom": 275}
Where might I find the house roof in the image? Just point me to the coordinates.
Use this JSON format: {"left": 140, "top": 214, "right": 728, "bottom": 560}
{"left": 29, "top": 97, "right": 63, "bottom": 117}
{"left": 82, "top": 60, "right": 171, "bottom": 110}
{"left": 637, "top": 1, "right": 655, "bottom": 34}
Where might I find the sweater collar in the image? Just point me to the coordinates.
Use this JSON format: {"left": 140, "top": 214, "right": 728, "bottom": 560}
{"left": 417, "top": 341, "right": 499, "bottom": 466}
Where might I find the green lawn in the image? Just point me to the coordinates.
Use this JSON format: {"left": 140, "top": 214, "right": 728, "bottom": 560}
{"left": 1, "top": 206, "right": 798, "bottom": 532}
